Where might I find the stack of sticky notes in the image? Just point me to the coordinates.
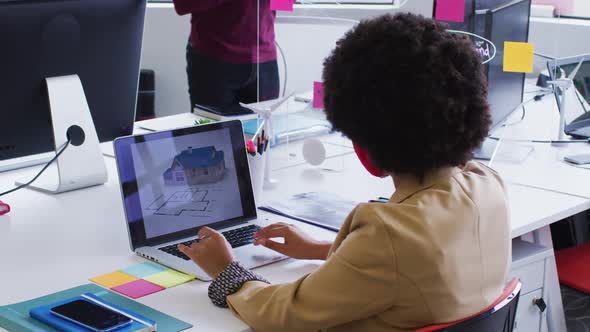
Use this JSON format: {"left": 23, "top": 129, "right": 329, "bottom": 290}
{"left": 90, "top": 262, "right": 195, "bottom": 299}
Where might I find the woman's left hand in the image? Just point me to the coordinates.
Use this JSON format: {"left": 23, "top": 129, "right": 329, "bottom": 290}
{"left": 178, "top": 227, "right": 234, "bottom": 279}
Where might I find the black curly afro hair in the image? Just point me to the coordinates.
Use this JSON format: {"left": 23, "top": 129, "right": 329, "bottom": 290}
{"left": 322, "top": 13, "right": 491, "bottom": 178}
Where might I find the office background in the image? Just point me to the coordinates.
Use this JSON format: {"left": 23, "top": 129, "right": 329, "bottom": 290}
{"left": 140, "top": 1, "right": 590, "bottom": 120}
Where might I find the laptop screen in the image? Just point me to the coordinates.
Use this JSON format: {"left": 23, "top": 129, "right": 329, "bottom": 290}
{"left": 114, "top": 120, "right": 256, "bottom": 249}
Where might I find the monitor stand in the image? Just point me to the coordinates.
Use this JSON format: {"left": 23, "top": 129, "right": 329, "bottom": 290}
{"left": 473, "top": 138, "right": 498, "bottom": 160}
{"left": 15, "top": 75, "right": 107, "bottom": 194}
{"left": 473, "top": 137, "right": 534, "bottom": 164}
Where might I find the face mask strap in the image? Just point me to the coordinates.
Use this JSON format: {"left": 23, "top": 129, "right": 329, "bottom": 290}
{"left": 352, "top": 143, "right": 386, "bottom": 178}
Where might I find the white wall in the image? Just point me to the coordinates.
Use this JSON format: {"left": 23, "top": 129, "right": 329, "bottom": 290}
{"left": 141, "top": 4, "right": 191, "bottom": 117}
{"left": 275, "top": 17, "right": 356, "bottom": 96}
{"left": 529, "top": 17, "right": 590, "bottom": 74}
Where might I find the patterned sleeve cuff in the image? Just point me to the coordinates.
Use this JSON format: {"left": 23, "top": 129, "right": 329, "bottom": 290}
{"left": 208, "top": 261, "right": 270, "bottom": 308}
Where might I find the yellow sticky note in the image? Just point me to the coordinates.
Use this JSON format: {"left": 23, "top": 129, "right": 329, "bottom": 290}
{"left": 90, "top": 271, "right": 138, "bottom": 288}
{"left": 143, "top": 270, "right": 195, "bottom": 288}
{"left": 503, "top": 41, "right": 534, "bottom": 73}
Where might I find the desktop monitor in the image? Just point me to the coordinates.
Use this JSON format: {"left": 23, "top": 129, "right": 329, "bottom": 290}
{"left": 433, "top": 0, "right": 531, "bottom": 130}
{"left": 0, "top": 0, "right": 146, "bottom": 171}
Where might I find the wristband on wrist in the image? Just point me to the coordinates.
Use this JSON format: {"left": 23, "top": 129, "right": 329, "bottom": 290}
{"left": 208, "top": 261, "right": 269, "bottom": 307}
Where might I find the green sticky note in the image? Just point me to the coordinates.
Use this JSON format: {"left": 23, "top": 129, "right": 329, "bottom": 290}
{"left": 503, "top": 41, "right": 534, "bottom": 73}
{"left": 143, "top": 270, "right": 195, "bottom": 288}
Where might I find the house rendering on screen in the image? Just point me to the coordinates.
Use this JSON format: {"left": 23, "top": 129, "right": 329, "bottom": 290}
{"left": 163, "top": 146, "right": 226, "bottom": 185}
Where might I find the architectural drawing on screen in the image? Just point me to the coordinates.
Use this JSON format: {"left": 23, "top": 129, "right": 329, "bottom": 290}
{"left": 147, "top": 189, "right": 210, "bottom": 216}
{"left": 163, "top": 146, "right": 226, "bottom": 185}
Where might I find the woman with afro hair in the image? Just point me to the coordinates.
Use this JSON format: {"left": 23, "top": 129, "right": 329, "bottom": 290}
{"left": 178, "top": 13, "right": 511, "bottom": 332}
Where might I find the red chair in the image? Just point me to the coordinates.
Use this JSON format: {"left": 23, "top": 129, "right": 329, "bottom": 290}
{"left": 416, "top": 278, "right": 522, "bottom": 332}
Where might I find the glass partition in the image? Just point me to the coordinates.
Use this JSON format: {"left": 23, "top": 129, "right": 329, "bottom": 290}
{"left": 254, "top": 0, "right": 434, "bottom": 178}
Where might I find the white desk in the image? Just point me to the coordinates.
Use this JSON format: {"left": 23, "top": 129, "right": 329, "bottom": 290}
{"left": 491, "top": 90, "right": 590, "bottom": 199}
{"left": 1, "top": 114, "right": 588, "bottom": 331}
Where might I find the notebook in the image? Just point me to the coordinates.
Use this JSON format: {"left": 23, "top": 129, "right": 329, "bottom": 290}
{"left": 0, "top": 284, "right": 192, "bottom": 332}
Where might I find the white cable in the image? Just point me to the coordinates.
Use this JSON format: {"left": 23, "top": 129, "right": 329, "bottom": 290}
{"left": 275, "top": 41, "right": 288, "bottom": 97}
{"left": 502, "top": 91, "right": 554, "bottom": 127}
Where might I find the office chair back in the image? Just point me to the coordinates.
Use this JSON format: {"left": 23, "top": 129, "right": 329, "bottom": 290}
{"left": 417, "top": 278, "right": 522, "bottom": 332}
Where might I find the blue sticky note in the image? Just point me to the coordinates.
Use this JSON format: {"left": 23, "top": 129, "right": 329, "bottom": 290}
{"left": 121, "top": 262, "right": 167, "bottom": 278}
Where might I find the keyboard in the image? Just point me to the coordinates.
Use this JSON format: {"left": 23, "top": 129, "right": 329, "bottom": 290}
{"left": 158, "top": 224, "right": 262, "bottom": 260}
{"left": 222, "top": 224, "right": 262, "bottom": 248}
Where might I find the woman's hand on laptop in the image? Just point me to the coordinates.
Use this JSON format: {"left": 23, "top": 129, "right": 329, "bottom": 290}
{"left": 253, "top": 223, "right": 332, "bottom": 260}
{"left": 178, "top": 227, "right": 234, "bottom": 279}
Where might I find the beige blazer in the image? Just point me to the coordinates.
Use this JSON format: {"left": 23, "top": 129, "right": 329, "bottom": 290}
{"left": 227, "top": 161, "right": 511, "bottom": 331}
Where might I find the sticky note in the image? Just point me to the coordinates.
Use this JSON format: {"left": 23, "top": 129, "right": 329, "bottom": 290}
{"left": 144, "top": 270, "right": 195, "bottom": 288}
{"left": 270, "top": 0, "right": 293, "bottom": 12}
{"left": 503, "top": 41, "right": 534, "bottom": 73}
{"left": 313, "top": 81, "right": 324, "bottom": 109}
{"left": 111, "top": 279, "right": 165, "bottom": 299}
{"left": 435, "top": 0, "right": 465, "bottom": 22}
{"left": 90, "top": 271, "right": 138, "bottom": 289}
{"left": 121, "top": 262, "right": 167, "bottom": 278}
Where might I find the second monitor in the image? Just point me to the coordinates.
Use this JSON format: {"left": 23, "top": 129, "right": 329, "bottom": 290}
{"left": 0, "top": 0, "right": 146, "bottom": 171}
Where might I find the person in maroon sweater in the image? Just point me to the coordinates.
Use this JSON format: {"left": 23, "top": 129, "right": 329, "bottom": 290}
{"left": 173, "top": 0, "right": 280, "bottom": 113}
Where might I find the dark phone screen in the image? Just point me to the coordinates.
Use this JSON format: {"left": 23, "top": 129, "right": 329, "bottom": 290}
{"left": 50, "top": 299, "right": 131, "bottom": 330}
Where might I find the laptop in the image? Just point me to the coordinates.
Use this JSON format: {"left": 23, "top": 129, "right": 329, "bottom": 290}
{"left": 547, "top": 54, "right": 590, "bottom": 139}
{"left": 113, "top": 120, "right": 286, "bottom": 281}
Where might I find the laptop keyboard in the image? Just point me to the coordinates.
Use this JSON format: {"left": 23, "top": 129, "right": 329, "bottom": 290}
{"left": 158, "top": 225, "right": 262, "bottom": 260}
{"left": 222, "top": 225, "right": 261, "bottom": 248}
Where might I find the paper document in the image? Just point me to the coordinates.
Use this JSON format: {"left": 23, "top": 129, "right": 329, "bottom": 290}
{"left": 259, "top": 192, "right": 358, "bottom": 232}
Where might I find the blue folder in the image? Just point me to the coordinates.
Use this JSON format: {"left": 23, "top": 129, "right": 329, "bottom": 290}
{"left": 0, "top": 284, "right": 192, "bottom": 332}
{"left": 30, "top": 293, "right": 155, "bottom": 331}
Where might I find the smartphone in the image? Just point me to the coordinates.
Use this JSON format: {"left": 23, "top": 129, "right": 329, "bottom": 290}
{"left": 50, "top": 299, "right": 132, "bottom": 332}
{"left": 564, "top": 153, "right": 590, "bottom": 165}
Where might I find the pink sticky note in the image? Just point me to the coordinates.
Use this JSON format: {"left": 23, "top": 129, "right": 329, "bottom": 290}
{"left": 313, "top": 81, "right": 324, "bottom": 109}
{"left": 270, "top": 0, "right": 293, "bottom": 12}
{"left": 435, "top": 0, "right": 465, "bottom": 23}
{"left": 111, "top": 279, "right": 164, "bottom": 299}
